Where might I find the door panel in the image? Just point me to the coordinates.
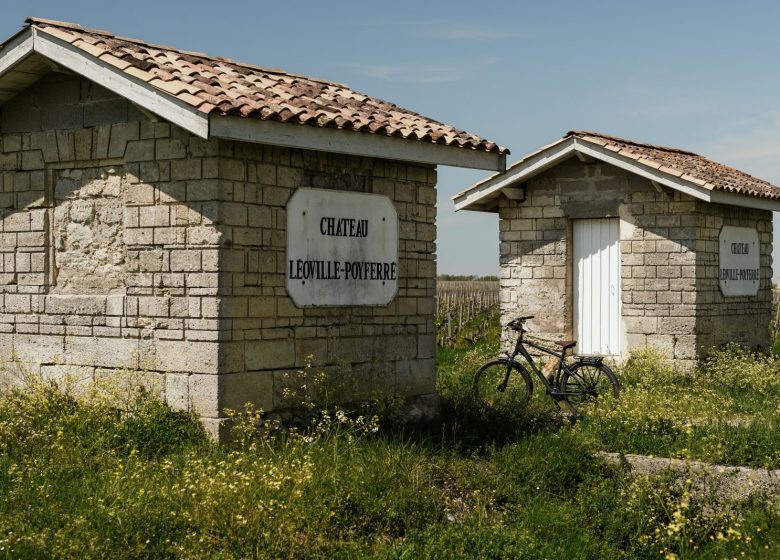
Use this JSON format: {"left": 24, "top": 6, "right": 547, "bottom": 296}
{"left": 573, "top": 218, "right": 620, "bottom": 355}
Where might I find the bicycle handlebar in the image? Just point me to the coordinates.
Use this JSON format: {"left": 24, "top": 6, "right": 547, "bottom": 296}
{"left": 506, "top": 316, "right": 534, "bottom": 331}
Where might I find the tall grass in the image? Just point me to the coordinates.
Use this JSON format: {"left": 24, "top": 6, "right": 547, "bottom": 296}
{"left": 578, "top": 344, "right": 780, "bottom": 468}
{"left": 0, "top": 334, "right": 778, "bottom": 558}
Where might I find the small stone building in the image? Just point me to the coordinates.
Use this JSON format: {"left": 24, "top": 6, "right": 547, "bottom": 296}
{"left": 454, "top": 131, "right": 778, "bottom": 365}
{"left": 0, "top": 18, "right": 507, "bottom": 434}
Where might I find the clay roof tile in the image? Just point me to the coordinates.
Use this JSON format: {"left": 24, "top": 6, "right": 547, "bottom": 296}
{"left": 23, "top": 17, "right": 506, "bottom": 156}
{"left": 568, "top": 130, "right": 780, "bottom": 200}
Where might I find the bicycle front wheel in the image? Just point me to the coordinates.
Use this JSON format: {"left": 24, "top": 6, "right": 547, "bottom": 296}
{"left": 561, "top": 362, "right": 619, "bottom": 407}
{"left": 473, "top": 359, "right": 533, "bottom": 411}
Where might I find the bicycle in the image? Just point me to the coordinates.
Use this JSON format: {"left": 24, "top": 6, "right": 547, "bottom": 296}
{"left": 473, "top": 316, "right": 619, "bottom": 417}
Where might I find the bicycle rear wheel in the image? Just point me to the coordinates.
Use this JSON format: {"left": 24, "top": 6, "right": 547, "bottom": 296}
{"left": 473, "top": 359, "right": 533, "bottom": 411}
{"left": 561, "top": 361, "right": 619, "bottom": 407}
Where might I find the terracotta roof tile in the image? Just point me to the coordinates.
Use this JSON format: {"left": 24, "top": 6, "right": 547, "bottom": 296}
{"left": 567, "top": 130, "right": 780, "bottom": 200}
{"left": 24, "top": 17, "right": 507, "bottom": 156}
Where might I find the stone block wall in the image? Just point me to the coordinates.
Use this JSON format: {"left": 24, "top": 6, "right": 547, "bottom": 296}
{"left": 498, "top": 158, "right": 772, "bottom": 363}
{"left": 0, "top": 73, "right": 439, "bottom": 434}
{"left": 692, "top": 203, "right": 772, "bottom": 352}
{"left": 213, "top": 142, "right": 438, "bottom": 417}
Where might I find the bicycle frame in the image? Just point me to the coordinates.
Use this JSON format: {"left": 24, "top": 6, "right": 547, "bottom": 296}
{"left": 502, "top": 330, "right": 585, "bottom": 415}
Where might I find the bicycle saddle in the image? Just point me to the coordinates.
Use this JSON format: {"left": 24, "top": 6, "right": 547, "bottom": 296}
{"left": 555, "top": 340, "right": 577, "bottom": 350}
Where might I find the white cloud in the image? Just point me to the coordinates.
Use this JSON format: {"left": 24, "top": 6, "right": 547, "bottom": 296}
{"left": 349, "top": 63, "right": 466, "bottom": 84}
{"left": 349, "top": 55, "right": 501, "bottom": 84}
{"left": 364, "top": 20, "right": 522, "bottom": 41}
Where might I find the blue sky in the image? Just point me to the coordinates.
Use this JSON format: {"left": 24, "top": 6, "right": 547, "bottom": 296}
{"left": 4, "top": 1, "right": 780, "bottom": 276}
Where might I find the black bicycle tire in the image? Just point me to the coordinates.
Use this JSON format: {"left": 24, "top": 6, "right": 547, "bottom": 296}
{"left": 561, "top": 361, "right": 620, "bottom": 406}
{"left": 473, "top": 359, "right": 533, "bottom": 411}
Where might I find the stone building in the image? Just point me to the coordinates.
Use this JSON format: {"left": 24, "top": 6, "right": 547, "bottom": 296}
{"left": 454, "top": 131, "right": 779, "bottom": 364}
{"left": 0, "top": 18, "right": 507, "bottom": 434}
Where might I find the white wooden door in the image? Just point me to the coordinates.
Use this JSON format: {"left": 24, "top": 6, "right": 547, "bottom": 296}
{"left": 573, "top": 218, "right": 620, "bottom": 355}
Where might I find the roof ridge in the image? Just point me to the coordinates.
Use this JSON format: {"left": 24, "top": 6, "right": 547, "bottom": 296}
{"left": 566, "top": 130, "right": 700, "bottom": 157}
{"left": 26, "top": 16, "right": 349, "bottom": 88}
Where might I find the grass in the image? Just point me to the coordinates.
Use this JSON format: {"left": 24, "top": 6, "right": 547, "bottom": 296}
{"left": 0, "top": 324, "right": 778, "bottom": 558}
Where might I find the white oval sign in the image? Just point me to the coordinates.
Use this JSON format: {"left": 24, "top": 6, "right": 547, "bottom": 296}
{"left": 286, "top": 188, "right": 399, "bottom": 307}
{"left": 719, "top": 225, "right": 759, "bottom": 297}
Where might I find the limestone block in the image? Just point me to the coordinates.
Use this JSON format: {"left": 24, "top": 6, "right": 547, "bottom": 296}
{"left": 219, "top": 371, "right": 274, "bottom": 413}
{"left": 295, "top": 337, "right": 327, "bottom": 364}
{"left": 417, "top": 333, "right": 435, "bottom": 359}
{"left": 152, "top": 340, "right": 220, "bottom": 374}
{"left": 647, "top": 334, "right": 675, "bottom": 355}
{"left": 14, "top": 333, "right": 65, "bottom": 364}
{"left": 245, "top": 338, "right": 295, "bottom": 371}
{"left": 395, "top": 358, "right": 436, "bottom": 396}
{"left": 139, "top": 206, "right": 171, "bottom": 227}
{"left": 41, "top": 364, "right": 95, "bottom": 396}
{"left": 187, "top": 225, "right": 221, "bottom": 246}
{"left": 45, "top": 295, "right": 106, "bottom": 315}
{"left": 107, "top": 123, "right": 140, "bottom": 158}
{"left": 188, "top": 374, "right": 219, "bottom": 416}
{"left": 139, "top": 250, "right": 164, "bottom": 272}
{"left": 657, "top": 291, "right": 681, "bottom": 304}
{"left": 658, "top": 317, "right": 695, "bottom": 335}
{"left": 657, "top": 266, "right": 681, "bottom": 278}
{"left": 625, "top": 333, "right": 647, "bottom": 350}
{"left": 155, "top": 139, "right": 186, "bottom": 160}
{"left": 170, "top": 250, "right": 201, "bottom": 271}
{"left": 674, "top": 335, "right": 697, "bottom": 360}
{"left": 248, "top": 297, "right": 276, "bottom": 317}
{"left": 171, "top": 159, "right": 202, "bottom": 181}
{"left": 165, "top": 373, "right": 190, "bottom": 411}
{"left": 218, "top": 159, "right": 245, "bottom": 181}
{"left": 124, "top": 139, "right": 155, "bottom": 162}
{"left": 153, "top": 227, "right": 186, "bottom": 245}
{"left": 138, "top": 296, "right": 170, "bottom": 317}
{"left": 4, "top": 294, "right": 31, "bottom": 313}
{"left": 623, "top": 316, "right": 658, "bottom": 335}
{"left": 94, "top": 367, "right": 163, "bottom": 400}
{"left": 65, "top": 337, "right": 139, "bottom": 369}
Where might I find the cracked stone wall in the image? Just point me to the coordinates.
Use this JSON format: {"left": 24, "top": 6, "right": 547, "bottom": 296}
{"left": 499, "top": 158, "right": 772, "bottom": 364}
{"left": 0, "top": 73, "right": 439, "bottom": 435}
{"left": 52, "top": 167, "right": 129, "bottom": 293}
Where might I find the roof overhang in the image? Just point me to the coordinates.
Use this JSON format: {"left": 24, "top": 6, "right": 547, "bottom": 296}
{"left": 209, "top": 115, "right": 506, "bottom": 171}
{"left": 453, "top": 136, "right": 780, "bottom": 212}
{"left": 0, "top": 26, "right": 506, "bottom": 171}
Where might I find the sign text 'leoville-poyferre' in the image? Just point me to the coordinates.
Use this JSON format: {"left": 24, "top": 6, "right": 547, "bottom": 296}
{"left": 286, "top": 189, "right": 399, "bottom": 307}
